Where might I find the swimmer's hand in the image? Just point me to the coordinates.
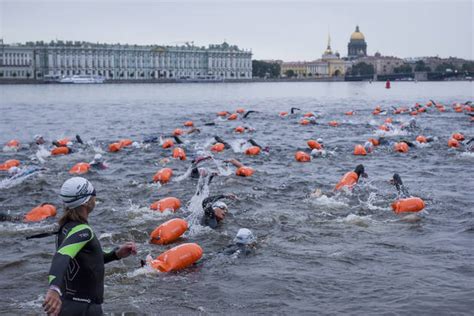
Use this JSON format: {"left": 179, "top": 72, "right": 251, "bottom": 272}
{"left": 43, "top": 288, "right": 61, "bottom": 316}
{"left": 226, "top": 193, "right": 237, "bottom": 200}
{"left": 116, "top": 242, "right": 137, "bottom": 259}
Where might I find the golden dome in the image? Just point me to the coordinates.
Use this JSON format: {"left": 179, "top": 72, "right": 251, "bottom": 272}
{"left": 350, "top": 26, "right": 365, "bottom": 41}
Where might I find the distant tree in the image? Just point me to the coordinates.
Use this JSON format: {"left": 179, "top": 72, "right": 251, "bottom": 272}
{"left": 350, "top": 62, "right": 374, "bottom": 75}
{"left": 284, "top": 69, "right": 295, "bottom": 78}
{"left": 435, "top": 63, "right": 456, "bottom": 73}
{"left": 252, "top": 60, "right": 281, "bottom": 78}
{"left": 414, "top": 60, "right": 430, "bottom": 72}
{"left": 393, "top": 64, "right": 413, "bottom": 73}
{"left": 461, "top": 62, "right": 474, "bottom": 73}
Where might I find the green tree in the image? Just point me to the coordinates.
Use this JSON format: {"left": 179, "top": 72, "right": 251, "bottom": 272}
{"left": 461, "top": 62, "right": 474, "bottom": 72}
{"left": 252, "top": 60, "right": 281, "bottom": 78}
{"left": 350, "top": 62, "right": 374, "bottom": 75}
{"left": 435, "top": 63, "right": 456, "bottom": 72}
{"left": 393, "top": 64, "right": 413, "bottom": 73}
{"left": 414, "top": 60, "right": 430, "bottom": 72}
{"left": 285, "top": 69, "right": 295, "bottom": 78}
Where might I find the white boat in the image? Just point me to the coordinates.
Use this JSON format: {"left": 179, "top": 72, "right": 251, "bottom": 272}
{"left": 59, "top": 75, "right": 105, "bottom": 84}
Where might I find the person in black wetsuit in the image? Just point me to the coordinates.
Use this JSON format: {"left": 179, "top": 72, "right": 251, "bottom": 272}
{"left": 221, "top": 228, "right": 257, "bottom": 257}
{"left": 390, "top": 173, "right": 409, "bottom": 198}
{"left": 43, "top": 177, "right": 136, "bottom": 316}
{"left": 201, "top": 194, "right": 236, "bottom": 228}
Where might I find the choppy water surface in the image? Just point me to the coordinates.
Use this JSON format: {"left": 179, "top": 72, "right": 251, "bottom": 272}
{"left": 0, "top": 82, "right": 473, "bottom": 315}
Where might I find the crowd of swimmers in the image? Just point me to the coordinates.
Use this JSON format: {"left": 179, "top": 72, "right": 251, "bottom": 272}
{"left": 0, "top": 100, "right": 472, "bottom": 315}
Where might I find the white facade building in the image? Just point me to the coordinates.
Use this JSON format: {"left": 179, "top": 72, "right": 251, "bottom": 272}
{"left": 1, "top": 41, "right": 252, "bottom": 81}
{"left": 0, "top": 41, "right": 35, "bottom": 79}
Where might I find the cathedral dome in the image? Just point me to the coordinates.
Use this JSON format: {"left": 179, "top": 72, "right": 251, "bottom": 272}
{"left": 350, "top": 26, "right": 365, "bottom": 41}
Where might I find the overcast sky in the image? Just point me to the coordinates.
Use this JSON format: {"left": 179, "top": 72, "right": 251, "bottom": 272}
{"left": 0, "top": 0, "right": 472, "bottom": 60}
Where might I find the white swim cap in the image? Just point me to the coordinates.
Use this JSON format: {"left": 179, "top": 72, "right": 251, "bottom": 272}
{"left": 34, "top": 134, "right": 43, "bottom": 141}
{"left": 60, "top": 177, "right": 95, "bottom": 209}
{"left": 93, "top": 154, "right": 103, "bottom": 162}
{"left": 212, "top": 201, "right": 228, "bottom": 211}
{"left": 8, "top": 166, "right": 20, "bottom": 176}
{"left": 317, "top": 138, "right": 324, "bottom": 144}
{"left": 233, "top": 228, "right": 256, "bottom": 245}
{"left": 311, "top": 149, "right": 322, "bottom": 157}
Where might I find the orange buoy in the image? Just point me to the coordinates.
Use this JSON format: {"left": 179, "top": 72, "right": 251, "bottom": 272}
{"left": 307, "top": 140, "right": 322, "bottom": 150}
{"left": 378, "top": 125, "right": 389, "bottom": 131}
{"left": 236, "top": 166, "right": 254, "bottom": 177}
{"left": 56, "top": 138, "right": 70, "bottom": 146}
{"left": 150, "top": 243, "right": 203, "bottom": 272}
{"left": 0, "top": 159, "right": 21, "bottom": 171}
{"left": 211, "top": 143, "right": 225, "bottom": 152}
{"left": 173, "top": 128, "right": 184, "bottom": 136}
{"left": 384, "top": 118, "right": 393, "bottom": 124}
{"left": 184, "top": 121, "right": 194, "bottom": 127}
{"left": 245, "top": 146, "right": 261, "bottom": 156}
{"left": 150, "top": 218, "right": 188, "bottom": 245}
{"left": 153, "top": 168, "right": 173, "bottom": 184}
{"left": 162, "top": 139, "right": 174, "bottom": 149}
{"left": 217, "top": 111, "right": 229, "bottom": 117}
{"left": 448, "top": 138, "right": 460, "bottom": 148}
{"left": 172, "top": 147, "right": 186, "bottom": 160}
{"left": 300, "top": 119, "right": 310, "bottom": 125}
{"left": 452, "top": 133, "right": 465, "bottom": 141}
{"left": 234, "top": 126, "right": 245, "bottom": 133}
{"left": 303, "top": 112, "right": 314, "bottom": 118}
{"left": 24, "top": 204, "right": 57, "bottom": 222}
{"left": 328, "top": 121, "right": 339, "bottom": 127}
{"left": 228, "top": 113, "right": 238, "bottom": 120}
{"left": 416, "top": 135, "right": 427, "bottom": 143}
{"left": 345, "top": 111, "right": 354, "bottom": 116}
{"left": 295, "top": 151, "right": 311, "bottom": 162}
{"left": 108, "top": 142, "right": 122, "bottom": 152}
{"left": 353, "top": 145, "right": 367, "bottom": 156}
{"left": 150, "top": 197, "right": 181, "bottom": 212}
{"left": 394, "top": 142, "right": 409, "bottom": 153}
{"left": 385, "top": 80, "right": 391, "bottom": 89}
{"left": 119, "top": 139, "right": 133, "bottom": 147}
{"left": 236, "top": 108, "right": 245, "bottom": 114}
{"left": 279, "top": 111, "right": 288, "bottom": 117}
{"left": 69, "top": 162, "right": 90, "bottom": 175}
{"left": 51, "top": 146, "right": 70, "bottom": 156}
{"left": 368, "top": 138, "right": 379, "bottom": 146}
{"left": 6, "top": 139, "right": 20, "bottom": 148}
{"left": 391, "top": 197, "right": 425, "bottom": 214}
{"left": 335, "top": 171, "right": 359, "bottom": 191}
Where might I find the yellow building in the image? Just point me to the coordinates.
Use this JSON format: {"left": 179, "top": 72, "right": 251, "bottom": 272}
{"left": 280, "top": 61, "right": 308, "bottom": 77}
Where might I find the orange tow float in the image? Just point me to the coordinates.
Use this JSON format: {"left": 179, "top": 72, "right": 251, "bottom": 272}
{"left": 353, "top": 145, "right": 367, "bottom": 156}
{"left": 307, "top": 140, "right": 322, "bottom": 150}
{"left": 0, "top": 159, "right": 20, "bottom": 171}
{"left": 448, "top": 138, "right": 460, "bottom": 148}
{"left": 150, "top": 197, "right": 181, "bottom": 212}
{"left": 172, "top": 147, "right": 186, "bottom": 160}
{"left": 69, "top": 162, "right": 90, "bottom": 175}
{"left": 295, "top": 151, "right": 311, "bottom": 162}
{"left": 245, "top": 146, "right": 261, "bottom": 156}
{"left": 5, "top": 139, "right": 20, "bottom": 149}
{"left": 394, "top": 142, "right": 409, "bottom": 153}
{"left": 162, "top": 139, "right": 174, "bottom": 149}
{"left": 211, "top": 143, "right": 225, "bottom": 152}
{"left": 236, "top": 166, "right": 254, "bottom": 177}
{"left": 334, "top": 171, "right": 359, "bottom": 191}
{"left": 51, "top": 146, "right": 70, "bottom": 155}
{"left": 150, "top": 243, "right": 203, "bottom": 272}
{"left": 24, "top": 204, "right": 57, "bottom": 222}
{"left": 153, "top": 168, "right": 173, "bottom": 184}
{"left": 150, "top": 218, "right": 188, "bottom": 245}
{"left": 391, "top": 197, "right": 425, "bottom": 214}
{"left": 228, "top": 113, "right": 238, "bottom": 120}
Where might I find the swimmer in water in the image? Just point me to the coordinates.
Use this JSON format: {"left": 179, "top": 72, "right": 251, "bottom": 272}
{"left": 220, "top": 228, "right": 257, "bottom": 257}
{"left": 310, "top": 138, "right": 329, "bottom": 158}
{"left": 243, "top": 110, "right": 258, "bottom": 119}
{"left": 201, "top": 194, "right": 237, "bottom": 228}
{"left": 214, "top": 136, "right": 231, "bottom": 149}
{"left": 390, "top": 173, "right": 409, "bottom": 198}
{"left": 334, "top": 164, "right": 367, "bottom": 191}
{"left": 248, "top": 138, "right": 269, "bottom": 153}
{"left": 42, "top": 177, "right": 137, "bottom": 316}
{"left": 89, "top": 154, "right": 108, "bottom": 170}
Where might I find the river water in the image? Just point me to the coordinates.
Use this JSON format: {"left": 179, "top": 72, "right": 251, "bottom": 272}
{"left": 0, "top": 82, "right": 473, "bottom": 315}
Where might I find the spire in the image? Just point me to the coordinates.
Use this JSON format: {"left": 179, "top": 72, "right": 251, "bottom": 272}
{"left": 327, "top": 32, "right": 331, "bottom": 50}
{"left": 356, "top": 25, "right": 360, "bottom": 32}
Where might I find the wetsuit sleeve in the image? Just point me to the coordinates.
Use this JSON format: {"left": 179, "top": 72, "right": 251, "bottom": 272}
{"left": 47, "top": 224, "right": 93, "bottom": 287}
{"left": 103, "top": 247, "right": 120, "bottom": 264}
{"left": 202, "top": 195, "right": 227, "bottom": 209}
